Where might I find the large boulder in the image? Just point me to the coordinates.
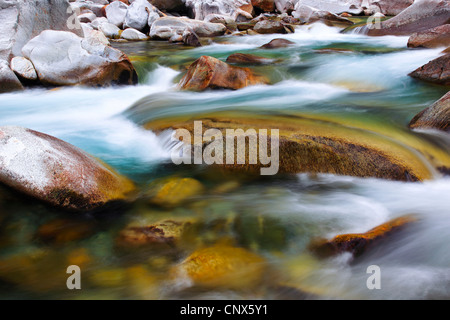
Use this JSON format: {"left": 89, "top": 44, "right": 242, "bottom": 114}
{"left": 409, "top": 53, "right": 450, "bottom": 86}
{"left": 310, "top": 216, "right": 417, "bottom": 258}
{"left": 148, "top": 0, "right": 186, "bottom": 12}
{"left": 178, "top": 55, "right": 268, "bottom": 91}
{"left": 409, "top": 91, "right": 450, "bottom": 133}
{"left": 121, "top": 27, "right": 149, "bottom": 41}
{"left": 22, "top": 30, "right": 138, "bottom": 86}
{"left": 407, "top": 25, "right": 450, "bottom": 49}
{"left": 0, "top": 59, "right": 23, "bottom": 93}
{"left": 10, "top": 56, "right": 37, "bottom": 81}
{"left": 143, "top": 111, "right": 450, "bottom": 181}
{"left": 0, "top": 126, "right": 135, "bottom": 211}
{"left": 171, "top": 245, "right": 266, "bottom": 289}
{"left": 184, "top": 0, "right": 254, "bottom": 20}
{"left": 368, "top": 0, "right": 450, "bottom": 36}
{"left": 149, "top": 16, "right": 226, "bottom": 39}
{"left": 0, "top": 0, "right": 83, "bottom": 62}
{"left": 293, "top": 0, "right": 365, "bottom": 15}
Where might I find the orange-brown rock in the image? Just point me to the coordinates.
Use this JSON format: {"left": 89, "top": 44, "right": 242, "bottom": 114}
{"left": 409, "top": 91, "right": 450, "bottom": 132}
{"left": 226, "top": 53, "right": 275, "bottom": 65}
{"left": 178, "top": 56, "right": 268, "bottom": 91}
{"left": 310, "top": 216, "right": 417, "bottom": 258}
{"left": 0, "top": 126, "right": 135, "bottom": 211}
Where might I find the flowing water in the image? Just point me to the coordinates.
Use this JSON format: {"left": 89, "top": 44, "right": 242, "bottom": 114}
{"left": 0, "top": 23, "right": 449, "bottom": 300}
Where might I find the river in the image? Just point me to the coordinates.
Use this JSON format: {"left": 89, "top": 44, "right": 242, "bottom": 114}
{"left": 0, "top": 23, "right": 448, "bottom": 300}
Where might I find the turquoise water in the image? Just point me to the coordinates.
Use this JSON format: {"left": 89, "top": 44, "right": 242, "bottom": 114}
{"left": 0, "top": 23, "right": 449, "bottom": 300}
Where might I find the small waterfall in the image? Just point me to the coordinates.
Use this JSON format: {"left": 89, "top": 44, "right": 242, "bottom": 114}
{"left": 348, "top": 24, "right": 370, "bottom": 35}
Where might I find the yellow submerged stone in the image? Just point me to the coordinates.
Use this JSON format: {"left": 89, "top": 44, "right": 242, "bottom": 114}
{"left": 172, "top": 245, "right": 266, "bottom": 289}
{"left": 148, "top": 177, "right": 204, "bottom": 207}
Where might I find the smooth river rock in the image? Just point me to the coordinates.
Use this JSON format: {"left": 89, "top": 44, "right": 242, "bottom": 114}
{"left": 178, "top": 55, "right": 268, "bottom": 91}
{"left": 143, "top": 110, "right": 450, "bottom": 181}
{"left": 150, "top": 16, "right": 227, "bottom": 39}
{"left": 407, "top": 25, "right": 450, "bottom": 49}
{"left": 184, "top": 0, "right": 255, "bottom": 21}
{"left": 22, "top": 30, "right": 138, "bottom": 86}
{"left": 0, "top": 0, "right": 83, "bottom": 62}
{"left": 409, "top": 91, "right": 450, "bottom": 133}
{"left": 409, "top": 53, "right": 450, "bottom": 86}
{"left": 368, "top": 0, "right": 450, "bottom": 36}
{"left": 0, "top": 60, "right": 23, "bottom": 93}
{"left": 0, "top": 126, "right": 135, "bottom": 211}
{"left": 310, "top": 216, "right": 417, "bottom": 258}
{"left": 10, "top": 56, "right": 37, "bottom": 81}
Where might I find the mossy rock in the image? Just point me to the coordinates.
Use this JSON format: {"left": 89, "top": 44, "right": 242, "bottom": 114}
{"left": 148, "top": 177, "right": 204, "bottom": 207}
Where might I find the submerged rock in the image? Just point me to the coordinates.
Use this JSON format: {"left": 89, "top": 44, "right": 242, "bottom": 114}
{"left": 178, "top": 56, "right": 268, "bottom": 91}
{"left": 171, "top": 245, "right": 266, "bottom": 289}
{"left": 409, "top": 54, "right": 450, "bottom": 86}
{"left": 121, "top": 28, "right": 150, "bottom": 41}
{"left": 22, "top": 30, "right": 138, "bottom": 86}
{"left": 260, "top": 38, "right": 295, "bottom": 49}
{"left": 409, "top": 91, "right": 450, "bottom": 133}
{"left": 310, "top": 216, "right": 417, "bottom": 258}
{"left": 148, "top": 177, "right": 204, "bottom": 207}
{"left": 253, "top": 20, "right": 287, "bottom": 34}
{"left": 407, "top": 25, "right": 450, "bottom": 49}
{"left": 0, "top": 126, "right": 135, "bottom": 211}
{"left": 368, "top": 0, "right": 450, "bottom": 36}
{"left": 226, "top": 53, "right": 275, "bottom": 65}
{"left": 143, "top": 111, "right": 449, "bottom": 181}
